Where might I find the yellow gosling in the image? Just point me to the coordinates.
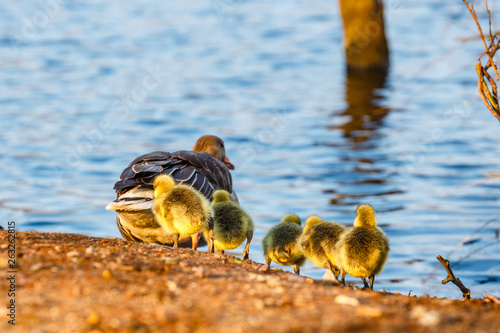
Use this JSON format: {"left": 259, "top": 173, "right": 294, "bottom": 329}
{"left": 335, "top": 204, "right": 389, "bottom": 290}
{"left": 152, "top": 175, "right": 212, "bottom": 251}
{"left": 204, "top": 190, "right": 254, "bottom": 259}
{"left": 262, "top": 214, "right": 306, "bottom": 274}
{"left": 299, "top": 216, "right": 346, "bottom": 281}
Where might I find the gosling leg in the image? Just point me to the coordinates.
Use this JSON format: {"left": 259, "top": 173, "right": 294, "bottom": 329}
{"left": 206, "top": 229, "right": 214, "bottom": 255}
{"left": 369, "top": 275, "right": 375, "bottom": 290}
{"left": 326, "top": 261, "right": 340, "bottom": 282}
{"left": 265, "top": 256, "right": 272, "bottom": 272}
{"left": 293, "top": 264, "right": 300, "bottom": 275}
{"left": 242, "top": 229, "right": 253, "bottom": 260}
{"left": 206, "top": 217, "right": 215, "bottom": 255}
{"left": 173, "top": 233, "right": 179, "bottom": 248}
{"left": 191, "top": 232, "right": 202, "bottom": 251}
{"left": 362, "top": 277, "right": 370, "bottom": 289}
{"left": 340, "top": 269, "right": 346, "bottom": 287}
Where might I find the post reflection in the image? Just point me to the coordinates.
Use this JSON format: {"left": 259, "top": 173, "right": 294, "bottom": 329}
{"left": 332, "top": 68, "right": 390, "bottom": 143}
{"left": 324, "top": 67, "right": 403, "bottom": 211}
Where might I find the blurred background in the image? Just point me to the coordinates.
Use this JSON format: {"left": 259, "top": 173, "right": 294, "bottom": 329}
{"left": 1, "top": 0, "right": 499, "bottom": 298}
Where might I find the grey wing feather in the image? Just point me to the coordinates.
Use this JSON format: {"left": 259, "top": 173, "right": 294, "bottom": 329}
{"left": 113, "top": 150, "right": 233, "bottom": 202}
{"left": 172, "top": 168, "right": 197, "bottom": 184}
{"left": 131, "top": 163, "right": 163, "bottom": 174}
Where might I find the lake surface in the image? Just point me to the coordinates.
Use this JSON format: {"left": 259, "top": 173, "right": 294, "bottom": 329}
{"left": 1, "top": 0, "right": 499, "bottom": 298}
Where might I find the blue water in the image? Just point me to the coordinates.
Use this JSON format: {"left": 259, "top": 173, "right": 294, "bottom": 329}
{"left": 1, "top": 0, "right": 499, "bottom": 298}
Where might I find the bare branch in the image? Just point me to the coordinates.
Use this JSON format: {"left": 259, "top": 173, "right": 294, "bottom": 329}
{"left": 483, "top": 294, "right": 500, "bottom": 304}
{"left": 483, "top": 66, "right": 498, "bottom": 96}
{"left": 477, "top": 75, "right": 500, "bottom": 121}
{"left": 463, "top": 1, "right": 492, "bottom": 63}
{"left": 486, "top": 0, "right": 492, "bottom": 43}
{"left": 436, "top": 255, "right": 471, "bottom": 300}
{"left": 477, "top": 64, "right": 500, "bottom": 119}
{"left": 463, "top": 0, "right": 500, "bottom": 123}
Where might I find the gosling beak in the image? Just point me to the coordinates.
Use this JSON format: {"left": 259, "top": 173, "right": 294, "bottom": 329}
{"left": 224, "top": 156, "right": 235, "bottom": 170}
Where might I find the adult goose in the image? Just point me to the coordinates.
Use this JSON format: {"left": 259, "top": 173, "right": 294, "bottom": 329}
{"left": 106, "top": 135, "right": 238, "bottom": 247}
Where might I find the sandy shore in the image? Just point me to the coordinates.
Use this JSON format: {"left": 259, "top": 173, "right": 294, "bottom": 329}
{"left": 1, "top": 231, "right": 499, "bottom": 332}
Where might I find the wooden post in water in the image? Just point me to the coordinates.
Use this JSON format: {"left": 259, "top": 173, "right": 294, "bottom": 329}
{"left": 339, "top": 0, "right": 389, "bottom": 70}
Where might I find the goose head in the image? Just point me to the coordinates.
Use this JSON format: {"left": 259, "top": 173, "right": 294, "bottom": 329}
{"left": 192, "top": 135, "right": 235, "bottom": 170}
{"left": 354, "top": 204, "right": 377, "bottom": 227}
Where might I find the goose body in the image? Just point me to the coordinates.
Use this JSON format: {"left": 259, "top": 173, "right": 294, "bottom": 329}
{"left": 204, "top": 190, "right": 254, "bottom": 259}
{"left": 262, "top": 214, "right": 306, "bottom": 274}
{"left": 299, "top": 216, "right": 346, "bottom": 280}
{"left": 106, "top": 135, "right": 237, "bottom": 247}
{"left": 335, "top": 204, "right": 389, "bottom": 290}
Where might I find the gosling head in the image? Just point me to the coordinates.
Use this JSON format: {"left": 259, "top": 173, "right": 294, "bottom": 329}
{"left": 192, "top": 135, "right": 234, "bottom": 170}
{"left": 212, "top": 189, "right": 231, "bottom": 205}
{"left": 280, "top": 214, "right": 301, "bottom": 226}
{"left": 153, "top": 174, "right": 176, "bottom": 199}
{"left": 354, "top": 204, "right": 377, "bottom": 227}
{"left": 304, "top": 216, "right": 323, "bottom": 231}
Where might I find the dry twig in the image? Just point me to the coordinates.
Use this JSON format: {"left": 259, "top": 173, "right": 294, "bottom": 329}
{"left": 483, "top": 294, "right": 500, "bottom": 304}
{"left": 436, "top": 255, "right": 471, "bottom": 300}
{"left": 463, "top": 0, "right": 500, "bottom": 122}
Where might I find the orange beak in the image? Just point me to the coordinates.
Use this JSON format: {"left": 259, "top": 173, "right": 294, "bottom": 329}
{"left": 224, "top": 156, "right": 235, "bottom": 170}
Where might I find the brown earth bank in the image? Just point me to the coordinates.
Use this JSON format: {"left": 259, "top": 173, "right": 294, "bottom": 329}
{"left": 1, "top": 231, "right": 499, "bottom": 333}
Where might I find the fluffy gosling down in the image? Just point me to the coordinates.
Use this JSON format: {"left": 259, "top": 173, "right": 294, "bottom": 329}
{"left": 336, "top": 204, "right": 389, "bottom": 290}
{"left": 152, "top": 175, "right": 212, "bottom": 251}
{"left": 262, "top": 214, "right": 306, "bottom": 274}
{"left": 204, "top": 189, "right": 254, "bottom": 259}
{"left": 299, "top": 216, "right": 346, "bottom": 281}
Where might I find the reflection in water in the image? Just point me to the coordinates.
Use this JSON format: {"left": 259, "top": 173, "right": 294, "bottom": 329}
{"left": 323, "top": 67, "right": 402, "bottom": 210}
{"left": 333, "top": 68, "right": 390, "bottom": 142}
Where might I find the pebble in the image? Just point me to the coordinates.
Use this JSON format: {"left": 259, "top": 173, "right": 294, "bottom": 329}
{"left": 92, "top": 262, "right": 104, "bottom": 269}
{"left": 411, "top": 306, "right": 440, "bottom": 326}
{"left": 88, "top": 312, "right": 100, "bottom": 325}
{"left": 193, "top": 267, "right": 205, "bottom": 278}
{"left": 30, "top": 264, "right": 43, "bottom": 271}
{"left": 305, "top": 277, "right": 315, "bottom": 284}
{"left": 266, "top": 279, "right": 282, "bottom": 287}
{"left": 102, "top": 269, "right": 113, "bottom": 279}
{"left": 66, "top": 251, "right": 80, "bottom": 258}
{"left": 166, "top": 281, "right": 177, "bottom": 292}
{"left": 162, "top": 257, "right": 180, "bottom": 265}
{"left": 356, "top": 305, "right": 383, "bottom": 317}
{"left": 109, "top": 317, "right": 122, "bottom": 329}
{"left": 248, "top": 273, "right": 273, "bottom": 282}
{"left": 85, "top": 247, "right": 96, "bottom": 255}
{"left": 0, "top": 258, "right": 8, "bottom": 268}
{"left": 287, "top": 274, "right": 307, "bottom": 282}
{"left": 334, "top": 295, "right": 360, "bottom": 307}
{"left": 273, "top": 286, "right": 285, "bottom": 294}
